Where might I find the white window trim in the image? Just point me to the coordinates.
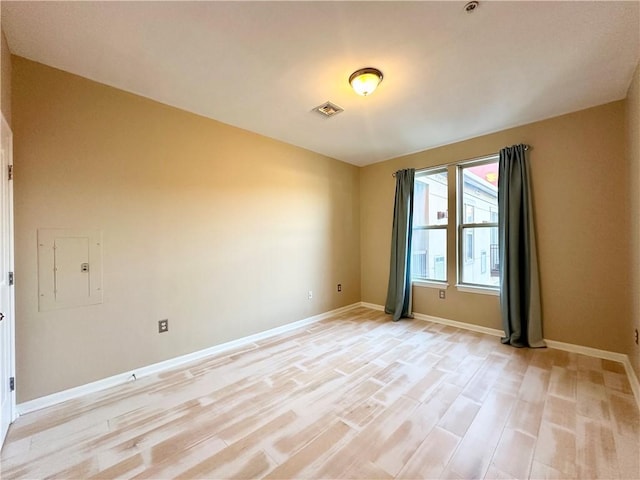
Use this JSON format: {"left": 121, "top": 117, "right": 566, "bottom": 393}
{"left": 455, "top": 284, "right": 500, "bottom": 296}
{"left": 413, "top": 280, "right": 449, "bottom": 289}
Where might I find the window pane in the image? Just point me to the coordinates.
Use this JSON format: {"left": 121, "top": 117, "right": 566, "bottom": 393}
{"left": 411, "top": 228, "right": 447, "bottom": 281}
{"left": 414, "top": 171, "right": 448, "bottom": 227}
{"left": 462, "top": 163, "right": 498, "bottom": 224}
{"left": 465, "top": 204, "right": 474, "bottom": 223}
{"left": 461, "top": 226, "right": 499, "bottom": 286}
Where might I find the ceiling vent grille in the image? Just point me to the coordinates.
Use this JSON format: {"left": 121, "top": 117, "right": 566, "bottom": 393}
{"left": 313, "top": 101, "right": 344, "bottom": 118}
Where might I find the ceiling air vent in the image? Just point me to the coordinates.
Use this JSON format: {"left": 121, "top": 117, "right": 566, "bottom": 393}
{"left": 313, "top": 101, "right": 344, "bottom": 118}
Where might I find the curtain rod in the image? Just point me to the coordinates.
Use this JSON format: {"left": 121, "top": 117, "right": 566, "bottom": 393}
{"left": 392, "top": 144, "right": 530, "bottom": 177}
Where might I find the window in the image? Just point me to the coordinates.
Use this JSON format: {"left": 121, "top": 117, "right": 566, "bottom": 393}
{"left": 411, "top": 169, "right": 447, "bottom": 282}
{"left": 458, "top": 158, "right": 499, "bottom": 288}
{"left": 410, "top": 155, "right": 500, "bottom": 292}
{"left": 465, "top": 204, "right": 475, "bottom": 223}
{"left": 464, "top": 229, "right": 474, "bottom": 263}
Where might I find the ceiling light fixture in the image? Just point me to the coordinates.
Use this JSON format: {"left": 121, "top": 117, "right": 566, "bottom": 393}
{"left": 464, "top": 1, "right": 479, "bottom": 13}
{"left": 349, "top": 67, "right": 383, "bottom": 96}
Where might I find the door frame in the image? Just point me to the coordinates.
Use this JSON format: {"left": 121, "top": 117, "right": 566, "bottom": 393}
{"left": 0, "top": 111, "right": 16, "bottom": 449}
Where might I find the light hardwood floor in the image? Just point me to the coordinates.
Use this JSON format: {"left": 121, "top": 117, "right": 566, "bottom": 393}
{"left": 1, "top": 307, "right": 639, "bottom": 479}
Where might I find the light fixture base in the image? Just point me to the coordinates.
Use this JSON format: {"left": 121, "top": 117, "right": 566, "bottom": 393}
{"left": 465, "top": 1, "right": 479, "bottom": 13}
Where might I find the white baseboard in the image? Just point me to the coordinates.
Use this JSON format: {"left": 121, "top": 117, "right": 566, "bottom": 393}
{"left": 622, "top": 358, "right": 640, "bottom": 410}
{"left": 360, "top": 301, "right": 384, "bottom": 311}
{"left": 544, "top": 339, "right": 640, "bottom": 409}
{"left": 543, "top": 339, "right": 628, "bottom": 363}
{"left": 360, "top": 302, "right": 503, "bottom": 337}
{"left": 412, "top": 311, "right": 504, "bottom": 338}
{"left": 361, "top": 302, "right": 640, "bottom": 410}
{"left": 17, "top": 302, "right": 361, "bottom": 416}
{"left": 17, "top": 301, "right": 640, "bottom": 415}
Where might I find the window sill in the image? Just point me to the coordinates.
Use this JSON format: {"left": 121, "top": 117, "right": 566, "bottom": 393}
{"left": 412, "top": 280, "right": 449, "bottom": 289}
{"left": 455, "top": 284, "right": 500, "bottom": 296}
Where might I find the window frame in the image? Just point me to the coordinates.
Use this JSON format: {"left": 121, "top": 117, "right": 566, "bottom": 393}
{"left": 411, "top": 167, "right": 448, "bottom": 283}
{"left": 457, "top": 155, "right": 500, "bottom": 290}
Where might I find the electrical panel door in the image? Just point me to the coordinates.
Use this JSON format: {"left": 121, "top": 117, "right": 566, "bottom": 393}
{"left": 37, "top": 229, "right": 103, "bottom": 311}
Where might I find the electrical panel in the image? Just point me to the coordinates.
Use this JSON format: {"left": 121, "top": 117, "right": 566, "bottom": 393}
{"left": 37, "top": 229, "right": 103, "bottom": 311}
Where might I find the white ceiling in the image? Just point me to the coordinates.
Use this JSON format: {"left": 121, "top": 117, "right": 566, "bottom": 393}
{"left": 2, "top": 1, "right": 639, "bottom": 166}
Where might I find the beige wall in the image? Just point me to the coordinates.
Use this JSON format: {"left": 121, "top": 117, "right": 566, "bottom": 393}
{"left": 361, "top": 101, "right": 631, "bottom": 354}
{"left": 12, "top": 51, "right": 639, "bottom": 402}
{"left": 1, "top": 28, "right": 11, "bottom": 124}
{"left": 627, "top": 61, "right": 640, "bottom": 381}
{"left": 13, "top": 56, "right": 361, "bottom": 402}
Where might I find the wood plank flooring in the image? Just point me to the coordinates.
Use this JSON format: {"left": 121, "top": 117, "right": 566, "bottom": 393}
{"left": 1, "top": 307, "right": 639, "bottom": 479}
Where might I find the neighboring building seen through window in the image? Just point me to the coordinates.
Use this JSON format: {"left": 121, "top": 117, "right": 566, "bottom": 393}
{"left": 412, "top": 170, "right": 448, "bottom": 282}
{"left": 459, "top": 159, "right": 499, "bottom": 287}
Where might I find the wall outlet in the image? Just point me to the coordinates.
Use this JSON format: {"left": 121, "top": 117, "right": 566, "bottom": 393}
{"left": 439, "top": 289, "right": 446, "bottom": 299}
{"left": 158, "top": 319, "right": 169, "bottom": 333}
{"left": 308, "top": 290, "right": 313, "bottom": 299}
{"left": 337, "top": 284, "right": 342, "bottom": 292}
